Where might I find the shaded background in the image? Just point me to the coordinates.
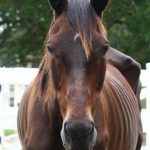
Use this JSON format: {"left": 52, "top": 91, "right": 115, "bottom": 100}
{"left": 0, "top": 0, "right": 150, "bottom": 67}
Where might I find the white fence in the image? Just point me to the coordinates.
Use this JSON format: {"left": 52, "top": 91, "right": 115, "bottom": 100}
{"left": 0, "top": 64, "right": 150, "bottom": 149}
{"left": 0, "top": 68, "right": 38, "bottom": 150}
{"left": 140, "top": 63, "right": 150, "bottom": 150}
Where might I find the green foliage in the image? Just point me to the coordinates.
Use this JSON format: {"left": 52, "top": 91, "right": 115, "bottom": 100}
{"left": 141, "top": 98, "right": 147, "bottom": 109}
{"left": 0, "top": 0, "right": 150, "bottom": 67}
{"left": 0, "top": 0, "right": 52, "bottom": 66}
{"left": 104, "top": 0, "right": 150, "bottom": 68}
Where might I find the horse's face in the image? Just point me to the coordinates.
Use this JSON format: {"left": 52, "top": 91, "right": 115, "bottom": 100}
{"left": 46, "top": 0, "right": 109, "bottom": 149}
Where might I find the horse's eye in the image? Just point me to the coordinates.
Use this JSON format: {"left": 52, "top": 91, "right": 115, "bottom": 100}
{"left": 47, "top": 46, "right": 55, "bottom": 55}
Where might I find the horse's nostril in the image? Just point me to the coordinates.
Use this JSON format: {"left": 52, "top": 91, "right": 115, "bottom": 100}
{"left": 64, "top": 120, "right": 94, "bottom": 138}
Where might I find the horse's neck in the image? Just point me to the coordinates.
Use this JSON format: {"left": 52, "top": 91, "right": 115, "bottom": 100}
{"left": 95, "top": 64, "right": 139, "bottom": 149}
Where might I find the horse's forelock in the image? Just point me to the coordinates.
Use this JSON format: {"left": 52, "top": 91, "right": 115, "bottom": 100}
{"left": 68, "top": 0, "right": 107, "bottom": 59}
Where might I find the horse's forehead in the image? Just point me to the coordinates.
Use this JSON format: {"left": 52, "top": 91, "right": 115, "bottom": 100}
{"left": 52, "top": 14, "right": 71, "bottom": 31}
{"left": 48, "top": 14, "right": 106, "bottom": 68}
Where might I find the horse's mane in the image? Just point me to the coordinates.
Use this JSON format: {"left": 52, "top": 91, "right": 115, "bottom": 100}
{"left": 31, "top": 52, "right": 56, "bottom": 108}
{"left": 68, "top": 0, "right": 107, "bottom": 59}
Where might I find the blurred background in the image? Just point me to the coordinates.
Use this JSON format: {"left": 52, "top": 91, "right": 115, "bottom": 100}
{"left": 0, "top": 0, "right": 150, "bottom": 68}
{"left": 0, "top": 0, "right": 150, "bottom": 149}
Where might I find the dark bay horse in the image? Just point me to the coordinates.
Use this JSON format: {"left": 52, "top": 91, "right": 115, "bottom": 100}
{"left": 17, "top": 0, "right": 143, "bottom": 149}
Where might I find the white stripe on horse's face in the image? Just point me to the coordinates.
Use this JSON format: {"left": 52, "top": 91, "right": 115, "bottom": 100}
{"left": 74, "top": 33, "right": 80, "bottom": 41}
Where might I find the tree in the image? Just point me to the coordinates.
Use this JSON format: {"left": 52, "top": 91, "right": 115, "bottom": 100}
{"left": 0, "top": 0, "right": 150, "bottom": 68}
{"left": 104, "top": 0, "right": 150, "bottom": 68}
{"left": 0, "top": 0, "right": 52, "bottom": 66}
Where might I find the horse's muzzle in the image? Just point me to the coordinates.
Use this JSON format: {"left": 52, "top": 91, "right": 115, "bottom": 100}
{"left": 61, "top": 119, "right": 97, "bottom": 150}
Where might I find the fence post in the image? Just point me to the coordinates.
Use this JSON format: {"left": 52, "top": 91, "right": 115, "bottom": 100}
{"left": 0, "top": 129, "right": 4, "bottom": 147}
{"left": 146, "top": 63, "right": 150, "bottom": 149}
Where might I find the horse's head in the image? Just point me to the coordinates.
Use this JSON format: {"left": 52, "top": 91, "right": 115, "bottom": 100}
{"left": 44, "top": 0, "right": 109, "bottom": 149}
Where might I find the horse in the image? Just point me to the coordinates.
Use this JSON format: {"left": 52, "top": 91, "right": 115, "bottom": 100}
{"left": 17, "top": 0, "right": 143, "bottom": 149}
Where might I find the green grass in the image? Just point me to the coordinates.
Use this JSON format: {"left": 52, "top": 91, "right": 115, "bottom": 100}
{"left": 141, "top": 98, "right": 146, "bottom": 109}
{"left": 4, "top": 129, "right": 16, "bottom": 136}
{"left": 142, "top": 132, "right": 147, "bottom": 146}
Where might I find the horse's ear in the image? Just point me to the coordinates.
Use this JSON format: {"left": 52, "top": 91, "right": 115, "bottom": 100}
{"left": 48, "top": 0, "right": 67, "bottom": 14}
{"left": 90, "top": 0, "right": 109, "bottom": 15}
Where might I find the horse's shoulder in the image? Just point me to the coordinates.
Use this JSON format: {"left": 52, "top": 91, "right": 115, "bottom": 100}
{"left": 18, "top": 78, "right": 38, "bottom": 118}
{"left": 21, "top": 80, "right": 35, "bottom": 102}
{"left": 17, "top": 80, "right": 35, "bottom": 144}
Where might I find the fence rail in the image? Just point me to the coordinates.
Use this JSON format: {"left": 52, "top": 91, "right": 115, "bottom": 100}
{"left": 0, "top": 64, "right": 150, "bottom": 149}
